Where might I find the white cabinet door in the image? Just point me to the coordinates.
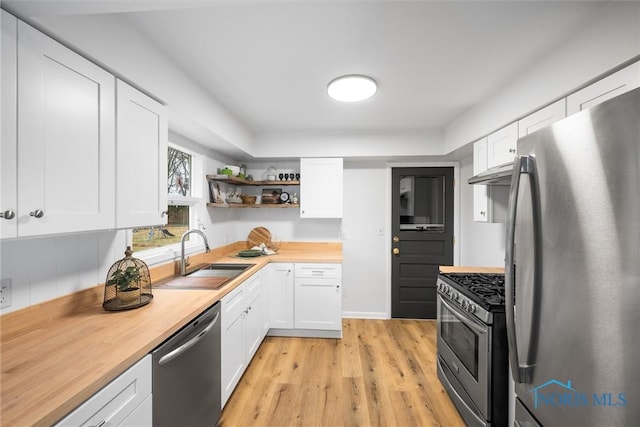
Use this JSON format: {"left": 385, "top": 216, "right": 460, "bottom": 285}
{"left": 17, "top": 21, "right": 115, "bottom": 236}
{"left": 1, "top": 10, "right": 18, "bottom": 238}
{"left": 487, "top": 123, "right": 518, "bottom": 169}
{"left": 116, "top": 79, "right": 168, "bottom": 229}
{"left": 221, "top": 286, "right": 247, "bottom": 406}
{"left": 267, "top": 263, "right": 294, "bottom": 329}
{"left": 567, "top": 61, "right": 640, "bottom": 115}
{"left": 294, "top": 263, "right": 342, "bottom": 332}
{"left": 472, "top": 138, "right": 489, "bottom": 223}
{"left": 300, "top": 158, "right": 343, "bottom": 218}
{"left": 518, "top": 99, "right": 566, "bottom": 138}
{"left": 244, "top": 278, "right": 264, "bottom": 360}
{"left": 295, "top": 277, "right": 342, "bottom": 331}
{"left": 221, "top": 271, "right": 266, "bottom": 407}
{"left": 56, "top": 355, "right": 152, "bottom": 427}
{"left": 119, "top": 394, "right": 152, "bottom": 427}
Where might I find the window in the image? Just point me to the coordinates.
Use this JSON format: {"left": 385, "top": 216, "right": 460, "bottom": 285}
{"left": 131, "top": 145, "right": 203, "bottom": 257}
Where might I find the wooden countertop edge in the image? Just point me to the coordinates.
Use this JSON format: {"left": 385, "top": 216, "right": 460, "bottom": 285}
{"left": 0, "top": 241, "right": 343, "bottom": 427}
{"left": 439, "top": 265, "right": 505, "bottom": 274}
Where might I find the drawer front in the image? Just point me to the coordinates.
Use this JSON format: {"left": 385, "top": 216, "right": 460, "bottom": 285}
{"left": 295, "top": 263, "right": 342, "bottom": 279}
{"left": 56, "top": 355, "right": 152, "bottom": 426}
{"left": 221, "top": 285, "right": 245, "bottom": 326}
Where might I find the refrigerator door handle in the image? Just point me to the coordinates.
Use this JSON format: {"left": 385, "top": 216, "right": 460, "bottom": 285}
{"left": 506, "top": 155, "right": 541, "bottom": 384}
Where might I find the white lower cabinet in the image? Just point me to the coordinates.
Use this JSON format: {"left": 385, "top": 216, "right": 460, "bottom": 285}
{"left": 55, "top": 355, "right": 152, "bottom": 427}
{"left": 294, "top": 263, "right": 342, "bottom": 333}
{"left": 266, "top": 263, "right": 294, "bottom": 329}
{"left": 221, "top": 271, "right": 265, "bottom": 407}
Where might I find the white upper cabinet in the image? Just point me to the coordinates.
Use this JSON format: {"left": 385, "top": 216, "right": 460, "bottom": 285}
{"left": 1, "top": 10, "right": 18, "bottom": 239}
{"left": 518, "top": 99, "right": 566, "bottom": 139}
{"left": 116, "top": 80, "right": 168, "bottom": 229}
{"left": 300, "top": 158, "right": 343, "bottom": 218}
{"left": 16, "top": 20, "right": 116, "bottom": 237}
{"left": 486, "top": 122, "right": 518, "bottom": 169}
{"left": 567, "top": 61, "right": 640, "bottom": 115}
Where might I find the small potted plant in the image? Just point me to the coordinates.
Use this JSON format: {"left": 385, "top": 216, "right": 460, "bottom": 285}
{"left": 107, "top": 265, "right": 141, "bottom": 303}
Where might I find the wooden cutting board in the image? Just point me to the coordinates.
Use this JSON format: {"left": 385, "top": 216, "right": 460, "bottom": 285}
{"left": 247, "top": 226, "right": 271, "bottom": 248}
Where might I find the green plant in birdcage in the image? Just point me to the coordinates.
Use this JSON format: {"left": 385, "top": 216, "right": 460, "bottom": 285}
{"left": 107, "top": 265, "right": 141, "bottom": 292}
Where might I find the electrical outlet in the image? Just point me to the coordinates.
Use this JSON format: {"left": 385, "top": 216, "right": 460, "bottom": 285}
{"left": 0, "top": 278, "right": 11, "bottom": 309}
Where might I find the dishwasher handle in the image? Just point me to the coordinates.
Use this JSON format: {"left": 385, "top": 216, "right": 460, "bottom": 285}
{"left": 158, "top": 312, "right": 219, "bottom": 366}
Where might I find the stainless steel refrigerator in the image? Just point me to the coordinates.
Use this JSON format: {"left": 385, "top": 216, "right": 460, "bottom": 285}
{"left": 506, "top": 87, "right": 640, "bottom": 426}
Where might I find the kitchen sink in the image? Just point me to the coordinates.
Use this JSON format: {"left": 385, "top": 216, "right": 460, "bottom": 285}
{"left": 157, "top": 263, "right": 254, "bottom": 290}
{"left": 186, "top": 263, "right": 253, "bottom": 278}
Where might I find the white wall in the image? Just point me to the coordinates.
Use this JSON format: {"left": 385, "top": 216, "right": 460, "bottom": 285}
{"left": 445, "top": 1, "right": 640, "bottom": 153}
{"left": 0, "top": 230, "right": 127, "bottom": 313}
{"left": 341, "top": 164, "right": 388, "bottom": 318}
{"left": 254, "top": 130, "right": 445, "bottom": 158}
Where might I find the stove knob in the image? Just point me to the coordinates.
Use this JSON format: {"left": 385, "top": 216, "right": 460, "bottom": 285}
{"left": 461, "top": 300, "right": 468, "bottom": 309}
{"left": 468, "top": 304, "right": 477, "bottom": 314}
{"left": 451, "top": 291, "right": 458, "bottom": 301}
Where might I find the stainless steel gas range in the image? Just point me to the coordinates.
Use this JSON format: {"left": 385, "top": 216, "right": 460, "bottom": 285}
{"left": 436, "top": 272, "right": 508, "bottom": 427}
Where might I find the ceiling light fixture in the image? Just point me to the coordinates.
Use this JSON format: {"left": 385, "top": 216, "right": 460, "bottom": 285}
{"left": 327, "top": 74, "right": 377, "bottom": 102}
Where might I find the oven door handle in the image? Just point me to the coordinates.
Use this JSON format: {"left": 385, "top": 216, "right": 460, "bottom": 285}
{"left": 439, "top": 296, "right": 488, "bottom": 336}
{"left": 506, "top": 155, "right": 541, "bottom": 384}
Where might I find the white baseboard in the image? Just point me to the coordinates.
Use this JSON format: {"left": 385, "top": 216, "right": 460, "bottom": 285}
{"left": 341, "top": 311, "right": 389, "bottom": 319}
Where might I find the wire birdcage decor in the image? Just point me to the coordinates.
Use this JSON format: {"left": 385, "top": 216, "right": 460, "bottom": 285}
{"left": 103, "top": 246, "right": 153, "bottom": 311}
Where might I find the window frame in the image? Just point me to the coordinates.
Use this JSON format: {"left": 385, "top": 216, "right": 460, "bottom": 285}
{"left": 127, "top": 143, "right": 205, "bottom": 266}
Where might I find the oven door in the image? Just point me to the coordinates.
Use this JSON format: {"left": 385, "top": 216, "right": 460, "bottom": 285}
{"left": 437, "top": 294, "right": 491, "bottom": 421}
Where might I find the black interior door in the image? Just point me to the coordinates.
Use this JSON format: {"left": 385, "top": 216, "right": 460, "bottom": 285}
{"left": 391, "top": 167, "right": 454, "bottom": 319}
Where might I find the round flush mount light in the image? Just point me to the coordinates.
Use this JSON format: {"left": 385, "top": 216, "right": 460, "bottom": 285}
{"left": 327, "top": 74, "right": 377, "bottom": 102}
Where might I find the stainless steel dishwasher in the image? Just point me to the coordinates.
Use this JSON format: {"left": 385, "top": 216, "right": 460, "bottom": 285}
{"left": 152, "top": 302, "right": 221, "bottom": 427}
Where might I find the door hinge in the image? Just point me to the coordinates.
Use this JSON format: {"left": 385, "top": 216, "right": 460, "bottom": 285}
{"left": 453, "top": 236, "right": 456, "bottom": 245}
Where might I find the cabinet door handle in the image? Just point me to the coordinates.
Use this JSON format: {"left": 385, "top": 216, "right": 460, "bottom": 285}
{"left": 29, "top": 209, "right": 44, "bottom": 218}
{"left": 0, "top": 210, "right": 16, "bottom": 220}
{"left": 509, "top": 148, "right": 516, "bottom": 153}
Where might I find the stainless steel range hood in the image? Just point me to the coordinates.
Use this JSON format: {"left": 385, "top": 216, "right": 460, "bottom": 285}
{"left": 468, "top": 162, "right": 514, "bottom": 185}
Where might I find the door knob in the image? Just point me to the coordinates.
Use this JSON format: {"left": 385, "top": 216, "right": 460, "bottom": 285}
{"left": 0, "top": 210, "right": 16, "bottom": 220}
{"left": 30, "top": 209, "right": 44, "bottom": 218}
{"left": 392, "top": 248, "right": 400, "bottom": 255}
{"left": 393, "top": 236, "right": 400, "bottom": 243}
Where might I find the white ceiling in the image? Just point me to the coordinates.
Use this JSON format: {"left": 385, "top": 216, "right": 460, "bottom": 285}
{"left": 4, "top": 1, "right": 615, "bottom": 149}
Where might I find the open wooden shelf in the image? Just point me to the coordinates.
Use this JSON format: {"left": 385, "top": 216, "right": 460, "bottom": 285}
{"left": 207, "top": 202, "right": 300, "bottom": 209}
{"left": 206, "top": 175, "right": 300, "bottom": 186}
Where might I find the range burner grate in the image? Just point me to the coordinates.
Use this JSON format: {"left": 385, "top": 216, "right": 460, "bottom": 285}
{"left": 441, "top": 273, "right": 505, "bottom": 308}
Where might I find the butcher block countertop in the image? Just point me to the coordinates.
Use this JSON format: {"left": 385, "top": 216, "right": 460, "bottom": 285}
{"left": 439, "top": 266, "right": 505, "bottom": 274}
{"left": 0, "top": 242, "right": 342, "bottom": 427}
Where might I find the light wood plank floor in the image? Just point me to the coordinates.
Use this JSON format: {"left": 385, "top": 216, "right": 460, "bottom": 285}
{"left": 219, "top": 319, "right": 464, "bottom": 427}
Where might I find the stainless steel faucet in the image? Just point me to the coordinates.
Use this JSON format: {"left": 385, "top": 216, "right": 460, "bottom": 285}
{"left": 181, "top": 229, "right": 211, "bottom": 275}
